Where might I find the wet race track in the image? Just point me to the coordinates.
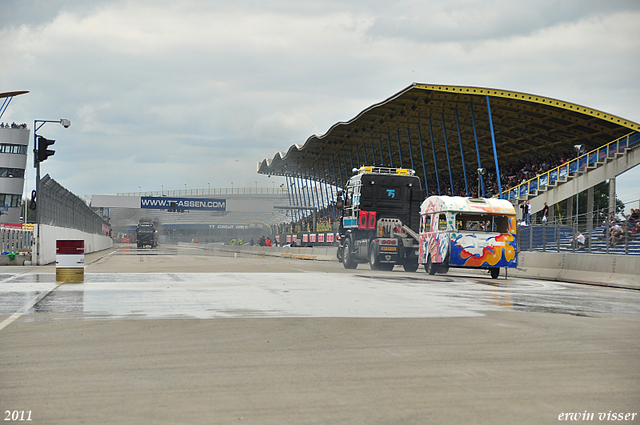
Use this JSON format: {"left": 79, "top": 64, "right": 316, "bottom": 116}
{"left": 1, "top": 245, "right": 639, "bottom": 424}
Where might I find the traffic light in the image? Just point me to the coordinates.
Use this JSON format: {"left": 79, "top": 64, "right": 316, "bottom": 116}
{"left": 37, "top": 136, "right": 55, "bottom": 162}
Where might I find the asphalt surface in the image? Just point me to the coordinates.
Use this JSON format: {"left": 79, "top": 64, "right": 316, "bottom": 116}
{"left": 1, "top": 244, "right": 639, "bottom": 424}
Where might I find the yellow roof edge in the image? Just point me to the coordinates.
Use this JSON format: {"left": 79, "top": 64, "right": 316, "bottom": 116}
{"left": 413, "top": 84, "right": 640, "bottom": 132}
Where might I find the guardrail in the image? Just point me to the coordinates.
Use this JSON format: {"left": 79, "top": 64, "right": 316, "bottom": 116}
{"left": 0, "top": 228, "right": 33, "bottom": 252}
{"left": 502, "top": 132, "right": 640, "bottom": 201}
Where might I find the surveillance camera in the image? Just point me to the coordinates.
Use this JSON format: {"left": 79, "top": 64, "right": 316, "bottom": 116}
{"left": 61, "top": 119, "right": 71, "bottom": 128}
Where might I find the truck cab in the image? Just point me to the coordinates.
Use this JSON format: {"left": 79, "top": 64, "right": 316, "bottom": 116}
{"left": 338, "top": 166, "right": 423, "bottom": 271}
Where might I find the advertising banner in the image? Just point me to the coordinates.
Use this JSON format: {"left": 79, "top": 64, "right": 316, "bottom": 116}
{"left": 140, "top": 196, "right": 226, "bottom": 211}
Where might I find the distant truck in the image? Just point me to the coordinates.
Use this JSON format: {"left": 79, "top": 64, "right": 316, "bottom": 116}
{"left": 136, "top": 220, "right": 158, "bottom": 248}
{"left": 337, "top": 166, "right": 423, "bottom": 271}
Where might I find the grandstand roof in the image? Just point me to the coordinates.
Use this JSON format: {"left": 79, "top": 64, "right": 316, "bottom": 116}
{"left": 257, "top": 83, "right": 639, "bottom": 188}
{"left": 0, "top": 91, "right": 29, "bottom": 99}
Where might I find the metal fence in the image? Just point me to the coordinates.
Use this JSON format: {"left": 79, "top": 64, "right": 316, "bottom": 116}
{"left": 39, "top": 174, "right": 110, "bottom": 235}
{"left": 518, "top": 209, "right": 639, "bottom": 255}
{"left": 0, "top": 228, "right": 32, "bottom": 252}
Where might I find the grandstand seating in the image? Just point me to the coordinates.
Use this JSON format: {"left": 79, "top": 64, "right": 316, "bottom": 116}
{"left": 519, "top": 225, "right": 640, "bottom": 255}
{"left": 506, "top": 133, "right": 640, "bottom": 224}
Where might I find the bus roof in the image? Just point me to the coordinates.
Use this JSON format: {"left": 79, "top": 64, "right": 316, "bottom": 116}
{"left": 420, "top": 196, "right": 516, "bottom": 216}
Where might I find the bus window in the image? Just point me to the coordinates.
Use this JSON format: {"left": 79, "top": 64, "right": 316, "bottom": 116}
{"left": 438, "top": 214, "right": 447, "bottom": 231}
{"left": 455, "top": 214, "right": 510, "bottom": 233}
{"left": 421, "top": 214, "right": 431, "bottom": 233}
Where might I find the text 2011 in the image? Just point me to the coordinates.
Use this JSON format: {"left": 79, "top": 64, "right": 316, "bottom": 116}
{"left": 4, "top": 411, "right": 32, "bottom": 421}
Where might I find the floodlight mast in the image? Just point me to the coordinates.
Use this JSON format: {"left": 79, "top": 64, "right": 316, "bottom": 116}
{"left": 32, "top": 118, "right": 70, "bottom": 265}
{"left": 476, "top": 168, "right": 485, "bottom": 198}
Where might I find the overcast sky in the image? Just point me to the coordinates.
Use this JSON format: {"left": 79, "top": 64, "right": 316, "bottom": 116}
{"left": 1, "top": 0, "right": 639, "bottom": 210}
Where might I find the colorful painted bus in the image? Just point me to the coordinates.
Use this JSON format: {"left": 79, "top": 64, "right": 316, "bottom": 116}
{"left": 419, "top": 196, "right": 517, "bottom": 279}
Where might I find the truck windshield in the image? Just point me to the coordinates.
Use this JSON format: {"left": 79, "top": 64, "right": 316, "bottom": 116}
{"left": 455, "top": 214, "right": 510, "bottom": 233}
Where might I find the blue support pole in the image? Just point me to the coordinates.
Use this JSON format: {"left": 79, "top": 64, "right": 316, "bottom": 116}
{"left": 362, "top": 144, "right": 368, "bottom": 165}
{"left": 469, "top": 101, "right": 485, "bottom": 197}
{"left": 396, "top": 130, "right": 404, "bottom": 168}
{"left": 406, "top": 128, "right": 415, "bottom": 171}
{"left": 334, "top": 155, "right": 343, "bottom": 190}
{"left": 313, "top": 166, "right": 324, "bottom": 218}
{"left": 428, "top": 117, "right": 441, "bottom": 195}
{"left": 441, "top": 113, "right": 454, "bottom": 195}
{"left": 344, "top": 155, "right": 350, "bottom": 180}
{"left": 356, "top": 145, "right": 361, "bottom": 167}
{"left": 486, "top": 95, "right": 503, "bottom": 198}
{"left": 326, "top": 161, "right": 336, "bottom": 219}
{"left": 387, "top": 133, "right": 394, "bottom": 167}
{"left": 285, "top": 176, "right": 295, "bottom": 222}
{"left": 454, "top": 109, "right": 469, "bottom": 197}
{"left": 371, "top": 142, "right": 376, "bottom": 165}
{"left": 417, "top": 123, "right": 429, "bottom": 197}
{"left": 322, "top": 163, "right": 329, "bottom": 218}
{"left": 292, "top": 176, "right": 301, "bottom": 222}
{"left": 320, "top": 164, "right": 328, "bottom": 219}
{"left": 379, "top": 137, "right": 385, "bottom": 165}
{"left": 349, "top": 151, "right": 354, "bottom": 171}
{"left": 309, "top": 167, "right": 321, "bottom": 218}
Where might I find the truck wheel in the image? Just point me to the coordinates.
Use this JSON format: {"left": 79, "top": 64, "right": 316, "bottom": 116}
{"left": 425, "top": 255, "right": 437, "bottom": 275}
{"left": 490, "top": 268, "right": 500, "bottom": 279}
{"left": 403, "top": 263, "right": 418, "bottom": 272}
{"left": 343, "top": 238, "right": 357, "bottom": 269}
{"left": 369, "top": 241, "right": 380, "bottom": 270}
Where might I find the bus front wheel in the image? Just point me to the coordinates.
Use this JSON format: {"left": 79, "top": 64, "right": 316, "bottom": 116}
{"left": 425, "top": 255, "right": 437, "bottom": 275}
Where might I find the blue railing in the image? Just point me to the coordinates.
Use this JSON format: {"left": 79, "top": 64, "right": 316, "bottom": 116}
{"left": 503, "top": 132, "right": 639, "bottom": 201}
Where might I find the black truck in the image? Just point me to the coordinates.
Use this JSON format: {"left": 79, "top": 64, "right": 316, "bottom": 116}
{"left": 136, "top": 219, "right": 158, "bottom": 248}
{"left": 337, "top": 166, "right": 423, "bottom": 271}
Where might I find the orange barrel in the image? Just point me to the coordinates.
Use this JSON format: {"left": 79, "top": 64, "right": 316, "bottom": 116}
{"left": 56, "top": 240, "right": 85, "bottom": 283}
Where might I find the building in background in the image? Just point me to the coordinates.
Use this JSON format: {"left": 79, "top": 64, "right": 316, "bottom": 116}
{"left": 0, "top": 91, "right": 30, "bottom": 224}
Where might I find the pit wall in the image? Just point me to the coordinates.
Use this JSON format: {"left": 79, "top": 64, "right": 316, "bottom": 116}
{"left": 208, "top": 244, "right": 639, "bottom": 289}
{"left": 35, "top": 224, "right": 113, "bottom": 265}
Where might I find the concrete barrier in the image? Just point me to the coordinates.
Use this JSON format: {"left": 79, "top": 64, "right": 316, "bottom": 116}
{"left": 512, "top": 251, "right": 640, "bottom": 289}
{"left": 36, "top": 224, "right": 113, "bottom": 266}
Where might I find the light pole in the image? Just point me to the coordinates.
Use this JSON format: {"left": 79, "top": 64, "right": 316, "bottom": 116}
{"left": 574, "top": 144, "right": 585, "bottom": 231}
{"left": 477, "top": 168, "right": 485, "bottom": 198}
{"left": 33, "top": 118, "right": 71, "bottom": 265}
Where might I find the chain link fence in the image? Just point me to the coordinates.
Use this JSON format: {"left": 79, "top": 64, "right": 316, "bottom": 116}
{"left": 39, "top": 174, "right": 110, "bottom": 235}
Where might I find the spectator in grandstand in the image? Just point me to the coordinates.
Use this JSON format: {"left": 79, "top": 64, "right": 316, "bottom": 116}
{"left": 572, "top": 231, "right": 585, "bottom": 250}
{"left": 627, "top": 212, "right": 639, "bottom": 235}
{"left": 541, "top": 202, "right": 549, "bottom": 223}
{"left": 609, "top": 223, "right": 623, "bottom": 246}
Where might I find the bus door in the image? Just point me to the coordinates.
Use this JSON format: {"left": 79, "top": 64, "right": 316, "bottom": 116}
{"left": 421, "top": 212, "right": 450, "bottom": 265}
